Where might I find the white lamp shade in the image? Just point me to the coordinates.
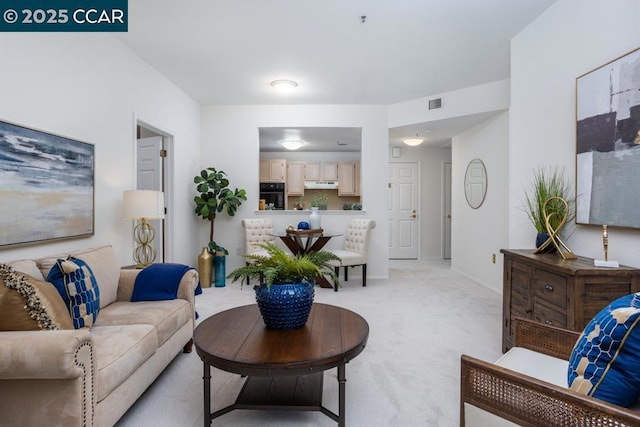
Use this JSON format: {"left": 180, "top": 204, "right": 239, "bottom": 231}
{"left": 122, "top": 190, "right": 165, "bottom": 220}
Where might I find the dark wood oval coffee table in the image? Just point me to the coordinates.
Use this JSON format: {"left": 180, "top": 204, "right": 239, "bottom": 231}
{"left": 194, "top": 303, "right": 369, "bottom": 426}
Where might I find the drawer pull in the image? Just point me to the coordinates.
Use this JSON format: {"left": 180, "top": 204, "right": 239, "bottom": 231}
{"left": 545, "top": 284, "right": 554, "bottom": 292}
{"left": 545, "top": 320, "right": 553, "bottom": 325}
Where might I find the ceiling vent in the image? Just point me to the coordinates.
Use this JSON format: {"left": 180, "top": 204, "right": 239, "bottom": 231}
{"left": 428, "top": 98, "right": 442, "bottom": 110}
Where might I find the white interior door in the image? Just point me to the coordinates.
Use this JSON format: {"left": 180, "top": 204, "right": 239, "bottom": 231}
{"left": 388, "top": 162, "right": 419, "bottom": 259}
{"left": 136, "top": 136, "right": 164, "bottom": 263}
{"left": 443, "top": 162, "right": 452, "bottom": 259}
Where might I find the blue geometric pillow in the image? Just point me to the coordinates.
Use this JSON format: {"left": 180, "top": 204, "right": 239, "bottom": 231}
{"left": 47, "top": 257, "right": 100, "bottom": 329}
{"left": 567, "top": 293, "right": 640, "bottom": 407}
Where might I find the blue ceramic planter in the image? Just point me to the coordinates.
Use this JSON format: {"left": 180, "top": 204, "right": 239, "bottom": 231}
{"left": 536, "top": 232, "right": 556, "bottom": 254}
{"left": 254, "top": 281, "right": 315, "bottom": 330}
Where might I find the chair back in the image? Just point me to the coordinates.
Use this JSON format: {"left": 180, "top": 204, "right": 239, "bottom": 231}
{"left": 241, "top": 219, "right": 275, "bottom": 254}
{"left": 343, "top": 219, "right": 376, "bottom": 255}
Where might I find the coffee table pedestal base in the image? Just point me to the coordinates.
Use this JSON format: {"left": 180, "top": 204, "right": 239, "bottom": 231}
{"left": 205, "top": 367, "right": 345, "bottom": 426}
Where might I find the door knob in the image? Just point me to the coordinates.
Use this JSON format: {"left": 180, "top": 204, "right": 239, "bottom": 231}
{"left": 411, "top": 214, "right": 417, "bottom": 219}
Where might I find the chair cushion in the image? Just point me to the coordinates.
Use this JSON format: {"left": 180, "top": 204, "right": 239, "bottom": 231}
{"left": 47, "top": 257, "right": 101, "bottom": 329}
{"left": 328, "top": 249, "right": 367, "bottom": 267}
{"left": 497, "top": 347, "right": 568, "bottom": 387}
{"left": 0, "top": 265, "right": 73, "bottom": 331}
{"left": 567, "top": 293, "right": 640, "bottom": 407}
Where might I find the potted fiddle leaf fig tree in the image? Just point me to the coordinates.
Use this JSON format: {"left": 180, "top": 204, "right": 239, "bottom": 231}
{"left": 227, "top": 242, "right": 341, "bottom": 329}
{"left": 194, "top": 167, "right": 247, "bottom": 252}
{"left": 194, "top": 167, "right": 246, "bottom": 286}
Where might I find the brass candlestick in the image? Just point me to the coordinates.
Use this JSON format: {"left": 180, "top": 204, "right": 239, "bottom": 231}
{"left": 602, "top": 225, "right": 608, "bottom": 262}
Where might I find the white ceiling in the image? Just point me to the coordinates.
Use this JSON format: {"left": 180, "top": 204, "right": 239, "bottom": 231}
{"left": 259, "top": 127, "right": 361, "bottom": 152}
{"left": 117, "top": 0, "right": 556, "bottom": 148}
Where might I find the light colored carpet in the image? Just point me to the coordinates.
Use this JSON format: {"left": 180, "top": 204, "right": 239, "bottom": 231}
{"left": 115, "top": 259, "right": 503, "bottom": 426}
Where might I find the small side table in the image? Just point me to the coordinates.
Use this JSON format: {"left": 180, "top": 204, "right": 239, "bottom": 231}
{"left": 121, "top": 265, "right": 145, "bottom": 270}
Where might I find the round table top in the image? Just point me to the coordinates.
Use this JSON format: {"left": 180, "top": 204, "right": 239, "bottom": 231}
{"left": 194, "top": 303, "right": 369, "bottom": 376}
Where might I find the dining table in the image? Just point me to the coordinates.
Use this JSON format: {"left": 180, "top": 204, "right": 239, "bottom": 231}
{"left": 270, "top": 228, "right": 342, "bottom": 288}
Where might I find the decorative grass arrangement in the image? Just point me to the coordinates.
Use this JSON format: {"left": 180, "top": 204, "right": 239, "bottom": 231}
{"left": 523, "top": 167, "right": 575, "bottom": 234}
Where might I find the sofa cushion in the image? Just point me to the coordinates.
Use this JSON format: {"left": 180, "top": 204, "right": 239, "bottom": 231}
{"left": 0, "top": 265, "right": 73, "bottom": 330}
{"left": 95, "top": 299, "right": 191, "bottom": 346}
{"left": 91, "top": 324, "right": 158, "bottom": 402}
{"left": 38, "top": 246, "right": 119, "bottom": 308}
{"left": 7, "top": 259, "right": 45, "bottom": 281}
{"left": 568, "top": 293, "right": 640, "bottom": 407}
{"left": 47, "top": 258, "right": 100, "bottom": 329}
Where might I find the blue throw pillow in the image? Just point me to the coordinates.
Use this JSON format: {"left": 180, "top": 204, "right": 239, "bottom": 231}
{"left": 567, "top": 293, "right": 640, "bottom": 406}
{"left": 47, "top": 257, "right": 100, "bottom": 329}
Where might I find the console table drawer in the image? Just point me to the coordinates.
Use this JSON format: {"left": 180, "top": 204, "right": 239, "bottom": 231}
{"left": 533, "top": 270, "right": 567, "bottom": 308}
{"left": 533, "top": 300, "right": 567, "bottom": 328}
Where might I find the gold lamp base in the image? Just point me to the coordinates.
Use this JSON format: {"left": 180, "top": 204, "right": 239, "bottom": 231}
{"left": 133, "top": 218, "right": 157, "bottom": 267}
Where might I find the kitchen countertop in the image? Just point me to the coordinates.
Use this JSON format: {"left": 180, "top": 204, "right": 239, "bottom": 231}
{"left": 255, "top": 209, "right": 366, "bottom": 215}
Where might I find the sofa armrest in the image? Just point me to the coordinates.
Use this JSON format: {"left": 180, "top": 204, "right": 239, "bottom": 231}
{"left": 514, "top": 317, "right": 581, "bottom": 360}
{"left": 0, "top": 329, "right": 93, "bottom": 379}
{"left": 0, "top": 330, "right": 95, "bottom": 427}
{"left": 460, "top": 354, "right": 640, "bottom": 427}
{"left": 117, "top": 267, "right": 199, "bottom": 310}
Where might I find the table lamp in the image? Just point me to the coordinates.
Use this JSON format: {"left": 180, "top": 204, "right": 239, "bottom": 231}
{"left": 122, "top": 190, "right": 165, "bottom": 267}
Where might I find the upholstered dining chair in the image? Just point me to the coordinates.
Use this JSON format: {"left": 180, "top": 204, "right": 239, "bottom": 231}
{"left": 328, "top": 219, "right": 376, "bottom": 292}
{"left": 241, "top": 218, "right": 275, "bottom": 284}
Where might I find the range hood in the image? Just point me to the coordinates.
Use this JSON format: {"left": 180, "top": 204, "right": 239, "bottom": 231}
{"left": 304, "top": 181, "right": 339, "bottom": 190}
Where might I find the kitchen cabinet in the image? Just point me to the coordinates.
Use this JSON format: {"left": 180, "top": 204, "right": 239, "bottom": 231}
{"left": 501, "top": 249, "right": 640, "bottom": 352}
{"left": 338, "top": 161, "right": 360, "bottom": 196}
{"left": 305, "top": 161, "right": 338, "bottom": 181}
{"left": 287, "top": 161, "right": 306, "bottom": 196}
{"left": 259, "top": 159, "right": 286, "bottom": 183}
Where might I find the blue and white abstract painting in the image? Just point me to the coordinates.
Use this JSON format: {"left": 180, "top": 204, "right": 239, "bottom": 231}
{"left": 0, "top": 120, "right": 94, "bottom": 247}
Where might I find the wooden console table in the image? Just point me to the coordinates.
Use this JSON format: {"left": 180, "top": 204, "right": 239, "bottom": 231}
{"left": 501, "top": 249, "right": 640, "bottom": 352}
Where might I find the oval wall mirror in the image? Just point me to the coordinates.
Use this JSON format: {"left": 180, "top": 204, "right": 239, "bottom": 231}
{"left": 464, "top": 158, "right": 487, "bottom": 209}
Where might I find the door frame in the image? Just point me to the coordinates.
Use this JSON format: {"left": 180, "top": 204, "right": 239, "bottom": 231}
{"left": 442, "top": 161, "right": 452, "bottom": 259}
{"left": 132, "top": 113, "right": 175, "bottom": 262}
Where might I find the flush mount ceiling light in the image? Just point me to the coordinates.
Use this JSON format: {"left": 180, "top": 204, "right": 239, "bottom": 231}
{"left": 403, "top": 133, "right": 424, "bottom": 146}
{"left": 271, "top": 80, "right": 298, "bottom": 94}
{"left": 281, "top": 140, "right": 304, "bottom": 150}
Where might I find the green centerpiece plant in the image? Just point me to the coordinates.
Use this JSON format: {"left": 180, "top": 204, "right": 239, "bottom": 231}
{"left": 227, "top": 242, "right": 341, "bottom": 329}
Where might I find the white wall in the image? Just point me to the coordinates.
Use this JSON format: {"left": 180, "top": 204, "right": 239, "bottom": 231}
{"left": 200, "top": 105, "right": 389, "bottom": 278}
{"left": 510, "top": 0, "right": 640, "bottom": 266}
{"left": 0, "top": 33, "right": 201, "bottom": 266}
{"left": 452, "top": 112, "right": 509, "bottom": 293}
{"left": 388, "top": 79, "right": 510, "bottom": 128}
{"left": 389, "top": 146, "right": 452, "bottom": 258}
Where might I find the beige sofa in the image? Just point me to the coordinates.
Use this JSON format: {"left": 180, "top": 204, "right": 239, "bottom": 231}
{"left": 0, "top": 245, "right": 199, "bottom": 427}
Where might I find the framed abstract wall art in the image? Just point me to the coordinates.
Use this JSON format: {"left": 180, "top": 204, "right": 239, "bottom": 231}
{"left": 576, "top": 47, "right": 640, "bottom": 229}
{"left": 0, "top": 120, "right": 94, "bottom": 248}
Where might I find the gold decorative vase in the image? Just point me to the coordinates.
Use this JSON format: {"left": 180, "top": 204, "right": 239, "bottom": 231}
{"left": 197, "top": 247, "right": 213, "bottom": 288}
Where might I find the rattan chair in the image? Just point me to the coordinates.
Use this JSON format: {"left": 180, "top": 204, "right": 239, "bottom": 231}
{"left": 460, "top": 318, "right": 640, "bottom": 426}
